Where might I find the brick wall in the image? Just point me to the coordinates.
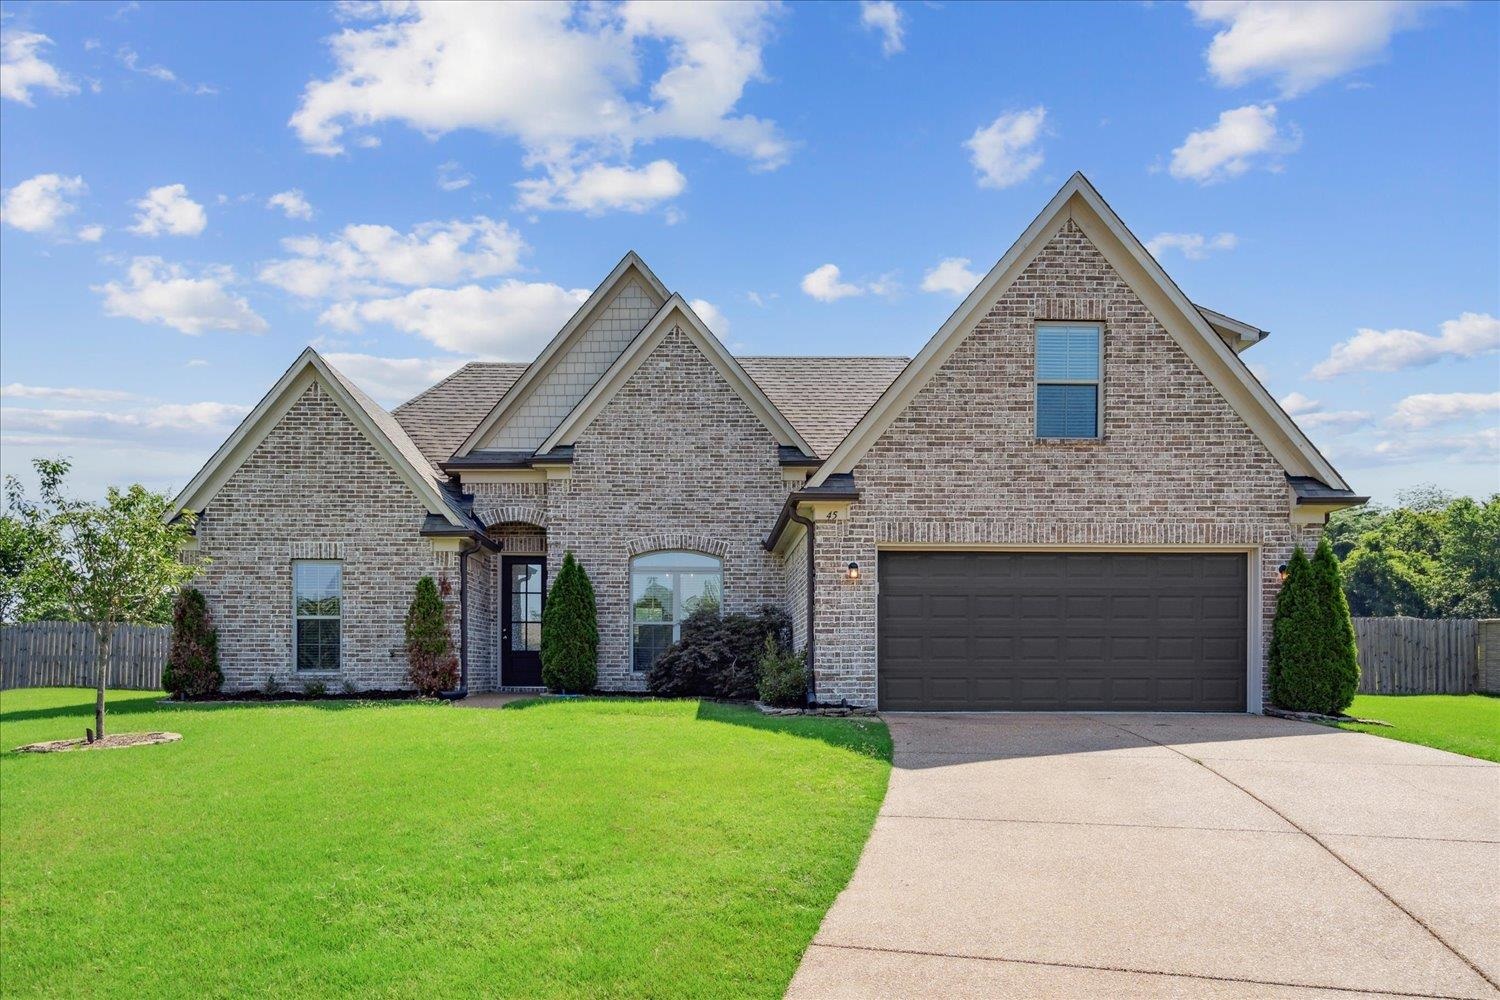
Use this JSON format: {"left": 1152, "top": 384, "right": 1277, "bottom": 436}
{"left": 194, "top": 381, "right": 450, "bottom": 692}
{"left": 545, "top": 326, "right": 791, "bottom": 690}
{"left": 812, "top": 219, "right": 1313, "bottom": 708}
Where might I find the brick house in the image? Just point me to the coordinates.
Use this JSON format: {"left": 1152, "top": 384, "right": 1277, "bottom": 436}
{"left": 168, "top": 173, "right": 1363, "bottom": 712}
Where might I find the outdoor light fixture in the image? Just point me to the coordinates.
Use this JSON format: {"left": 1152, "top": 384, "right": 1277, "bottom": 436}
{"left": 847, "top": 561, "right": 860, "bottom": 580}
{"left": 1278, "top": 563, "right": 1289, "bottom": 583}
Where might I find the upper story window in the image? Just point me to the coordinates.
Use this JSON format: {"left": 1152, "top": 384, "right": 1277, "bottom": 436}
{"left": 293, "top": 560, "right": 342, "bottom": 672}
{"left": 631, "top": 551, "right": 722, "bottom": 672}
{"left": 1035, "top": 324, "right": 1102, "bottom": 439}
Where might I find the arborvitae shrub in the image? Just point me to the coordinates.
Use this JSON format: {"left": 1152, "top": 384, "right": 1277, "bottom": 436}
{"left": 162, "top": 586, "right": 222, "bottom": 698}
{"left": 1269, "top": 540, "right": 1361, "bottom": 714}
{"left": 540, "top": 551, "right": 598, "bottom": 693}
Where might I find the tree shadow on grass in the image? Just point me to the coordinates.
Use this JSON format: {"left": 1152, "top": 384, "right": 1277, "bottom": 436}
{"left": 694, "top": 700, "right": 892, "bottom": 761}
{"left": 0, "top": 690, "right": 412, "bottom": 727}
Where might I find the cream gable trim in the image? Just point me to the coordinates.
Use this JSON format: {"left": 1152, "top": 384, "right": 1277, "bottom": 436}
{"left": 453, "top": 251, "right": 670, "bottom": 457}
{"left": 166, "top": 348, "right": 461, "bottom": 525}
{"left": 539, "top": 295, "right": 815, "bottom": 455}
{"left": 807, "top": 172, "right": 1349, "bottom": 492}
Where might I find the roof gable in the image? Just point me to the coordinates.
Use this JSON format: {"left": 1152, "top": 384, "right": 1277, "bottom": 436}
{"left": 807, "top": 172, "right": 1350, "bottom": 491}
{"left": 167, "top": 348, "right": 463, "bottom": 525}
{"left": 453, "top": 252, "right": 669, "bottom": 458}
{"left": 539, "top": 295, "right": 815, "bottom": 456}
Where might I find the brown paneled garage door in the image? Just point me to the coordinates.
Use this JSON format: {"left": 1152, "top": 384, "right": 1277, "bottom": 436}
{"left": 878, "top": 551, "right": 1247, "bottom": 712}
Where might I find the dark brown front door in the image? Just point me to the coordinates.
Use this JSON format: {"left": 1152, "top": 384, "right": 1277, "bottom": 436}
{"left": 501, "top": 556, "right": 546, "bottom": 687}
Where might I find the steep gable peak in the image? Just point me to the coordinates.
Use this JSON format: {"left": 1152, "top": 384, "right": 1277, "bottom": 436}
{"left": 454, "top": 251, "right": 670, "bottom": 458}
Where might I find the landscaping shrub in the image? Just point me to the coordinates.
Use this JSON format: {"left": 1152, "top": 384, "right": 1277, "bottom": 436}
{"left": 647, "top": 604, "right": 792, "bottom": 700}
{"left": 541, "top": 551, "right": 598, "bottom": 693}
{"left": 302, "top": 680, "right": 327, "bottom": 698}
{"left": 162, "top": 587, "right": 222, "bottom": 698}
{"left": 1269, "top": 540, "right": 1361, "bottom": 715}
{"left": 756, "top": 634, "right": 808, "bottom": 707}
{"left": 405, "top": 575, "right": 458, "bottom": 696}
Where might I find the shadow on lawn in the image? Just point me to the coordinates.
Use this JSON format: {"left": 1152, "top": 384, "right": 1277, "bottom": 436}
{"left": 504, "top": 695, "right": 890, "bottom": 759}
{"left": 0, "top": 690, "right": 401, "bottom": 727}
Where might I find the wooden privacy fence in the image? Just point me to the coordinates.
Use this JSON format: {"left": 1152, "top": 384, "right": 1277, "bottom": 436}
{"left": 1352, "top": 617, "right": 1479, "bottom": 695}
{"left": 1, "top": 622, "right": 169, "bottom": 690}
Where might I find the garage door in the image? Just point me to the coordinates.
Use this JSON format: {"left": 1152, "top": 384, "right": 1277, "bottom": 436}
{"left": 878, "top": 551, "right": 1247, "bottom": 712}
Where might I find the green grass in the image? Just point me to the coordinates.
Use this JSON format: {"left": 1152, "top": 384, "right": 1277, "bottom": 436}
{"left": 1338, "top": 693, "right": 1500, "bottom": 762}
{"left": 0, "top": 689, "right": 891, "bottom": 998}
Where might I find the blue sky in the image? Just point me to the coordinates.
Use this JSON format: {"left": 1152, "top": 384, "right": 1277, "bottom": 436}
{"left": 2, "top": 0, "right": 1497, "bottom": 504}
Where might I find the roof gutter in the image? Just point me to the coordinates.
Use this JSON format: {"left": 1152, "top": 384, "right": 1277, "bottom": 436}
{"left": 763, "top": 481, "right": 860, "bottom": 553}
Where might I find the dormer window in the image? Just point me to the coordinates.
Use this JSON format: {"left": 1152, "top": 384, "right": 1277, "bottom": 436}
{"left": 1035, "top": 324, "right": 1102, "bottom": 439}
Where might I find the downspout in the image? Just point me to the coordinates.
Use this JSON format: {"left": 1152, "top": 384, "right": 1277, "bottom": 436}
{"left": 789, "top": 505, "right": 817, "bottom": 704}
{"left": 439, "top": 538, "right": 480, "bottom": 701}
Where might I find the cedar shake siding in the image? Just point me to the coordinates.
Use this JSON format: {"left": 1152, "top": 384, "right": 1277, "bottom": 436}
{"left": 191, "top": 382, "right": 454, "bottom": 692}
{"left": 809, "top": 219, "right": 1322, "bottom": 706}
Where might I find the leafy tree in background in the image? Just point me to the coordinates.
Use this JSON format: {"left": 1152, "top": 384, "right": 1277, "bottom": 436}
{"left": 540, "top": 551, "right": 597, "bottom": 693}
{"left": 1328, "top": 488, "right": 1499, "bottom": 618}
{"left": 5, "top": 458, "right": 198, "bottom": 738}
{"left": 1, "top": 512, "right": 72, "bottom": 624}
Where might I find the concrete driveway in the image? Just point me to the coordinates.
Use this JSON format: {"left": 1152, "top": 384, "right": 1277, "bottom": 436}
{"left": 789, "top": 713, "right": 1500, "bottom": 999}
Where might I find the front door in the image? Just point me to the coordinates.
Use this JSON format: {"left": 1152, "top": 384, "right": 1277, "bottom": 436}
{"left": 501, "top": 556, "right": 546, "bottom": 687}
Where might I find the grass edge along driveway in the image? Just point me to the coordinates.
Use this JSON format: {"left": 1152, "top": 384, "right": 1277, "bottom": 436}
{"left": 0, "top": 689, "right": 891, "bottom": 999}
{"left": 1338, "top": 693, "right": 1499, "bottom": 762}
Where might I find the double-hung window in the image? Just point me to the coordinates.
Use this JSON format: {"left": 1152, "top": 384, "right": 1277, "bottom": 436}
{"left": 630, "top": 551, "right": 723, "bottom": 672}
{"left": 1035, "top": 324, "right": 1102, "bottom": 439}
{"left": 293, "top": 560, "right": 342, "bottom": 672}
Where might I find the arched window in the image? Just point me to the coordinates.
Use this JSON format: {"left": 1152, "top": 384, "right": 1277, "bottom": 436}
{"left": 631, "top": 551, "right": 722, "bottom": 672}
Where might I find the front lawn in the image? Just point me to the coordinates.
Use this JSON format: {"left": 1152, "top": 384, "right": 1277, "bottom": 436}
{"left": 1339, "top": 693, "right": 1500, "bottom": 762}
{"left": 0, "top": 689, "right": 890, "bottom": 998}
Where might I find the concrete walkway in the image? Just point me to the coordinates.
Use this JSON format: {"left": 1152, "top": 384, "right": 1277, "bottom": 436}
{"left": 789, "top": 713, "right": 1500, "bottom": 1000}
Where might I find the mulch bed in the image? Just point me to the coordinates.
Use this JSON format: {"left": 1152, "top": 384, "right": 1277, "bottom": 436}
{"left": 14, "top": 732, "right": 182, "bottom": 753}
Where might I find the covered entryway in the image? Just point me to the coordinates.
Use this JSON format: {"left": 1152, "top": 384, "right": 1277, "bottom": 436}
{"left": 877, "top": 551, "right": 1248, "bottom": 712}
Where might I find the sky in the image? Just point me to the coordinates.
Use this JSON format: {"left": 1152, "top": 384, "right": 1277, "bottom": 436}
{"left": 1, "top": 0, "right": 1497, "bottom": 505}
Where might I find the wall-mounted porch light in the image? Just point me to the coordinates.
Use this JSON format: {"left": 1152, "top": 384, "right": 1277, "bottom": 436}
{"left": 846, "top": 561, "right": 860, "bottom": 581}
{"left": 1278, "top": 563, "right": 1289, "bottom": 583}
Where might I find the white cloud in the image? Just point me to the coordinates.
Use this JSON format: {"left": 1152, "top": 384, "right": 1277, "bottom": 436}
{"left": 1, "top": 400, "right": 248, "bottom": 443}
{"left": 185, "top": 358, "right": 209, "bottom": 368}
{"left": 965, "top": 106, "right": 1046, "bottom": 189}
{"left": 259, "top": 216, "right": 527, "bottom": 299}
{"left": 688, "top": 298, "right": 729, "bottom": 336}
{"left": 1, "top": 173, "right": 85, "bottom": 233}
{"left": 1, "top": 383, "right": 138, "bottom": 403}
{"left": 129, "top": 183, "right": 208, "bottom": 237}
{"left": 1387, "top": 392, "right": 1500, "bottom": 430}
{"left": 920, "top": 257, "right": 982, "bottom": 296}
{"left": 77, "top": 223, "right": 105, "bottom": 242}
{"left": 1311, "top": 312, "right": 1500, "bottom": 379}
{"left": 321, "top": 353, "right": 467, "bottom": 406}
{"left": 1278, "top": 391, "right": 1320, "bottom": 416}
{"left": 95, "top": 257, "right": 267, "bottom": 335}
{"left": 860, "top": 1, "right": 906, "bottom": 56}
{"left": 1145, "top": 231, "right": 1239, "bottom": 260}
{"left": 516, "top": 159, "right": 686, "bottom": 214}
{"left": 1, "top": 31, "right": 77, "bottom": 105}
{"left": 117, "top": 46, "right": 217, "bottom": 95}
{"left": 266, "top": 189, "right": 314, "bottom": 220}
{"left": 1277, "top": 390, "right": 1370, "bottom": 431}
{"left": 801, "top": 263, "right": 865, "bottom": 302}
{"left": 1190, "top": 1, "right": 1428, "bottom": 97}
{"left": 289, "top": 2, "right": 787, "bottom": 212}
{"left": 1355, "top": 426, "right": 1500, "bottom": 466}
{"left": 319, "top": 281, "right": 589, "bottom": 358}
{"left": 1169, "top": 104, "right": 1299, "bottom": 183}
{"left": 437, "top": 161, "right": 473, "bottom": 192}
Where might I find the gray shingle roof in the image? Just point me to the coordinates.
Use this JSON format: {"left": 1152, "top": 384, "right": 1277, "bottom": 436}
{"left": 388, "top": 355, "right": 908, "bottom": 467}
{"left": 393, "top": 362, "right": 529, "bottom": 468}
{"left": 738, "top": 356, "right": 909, "bottom": 458}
